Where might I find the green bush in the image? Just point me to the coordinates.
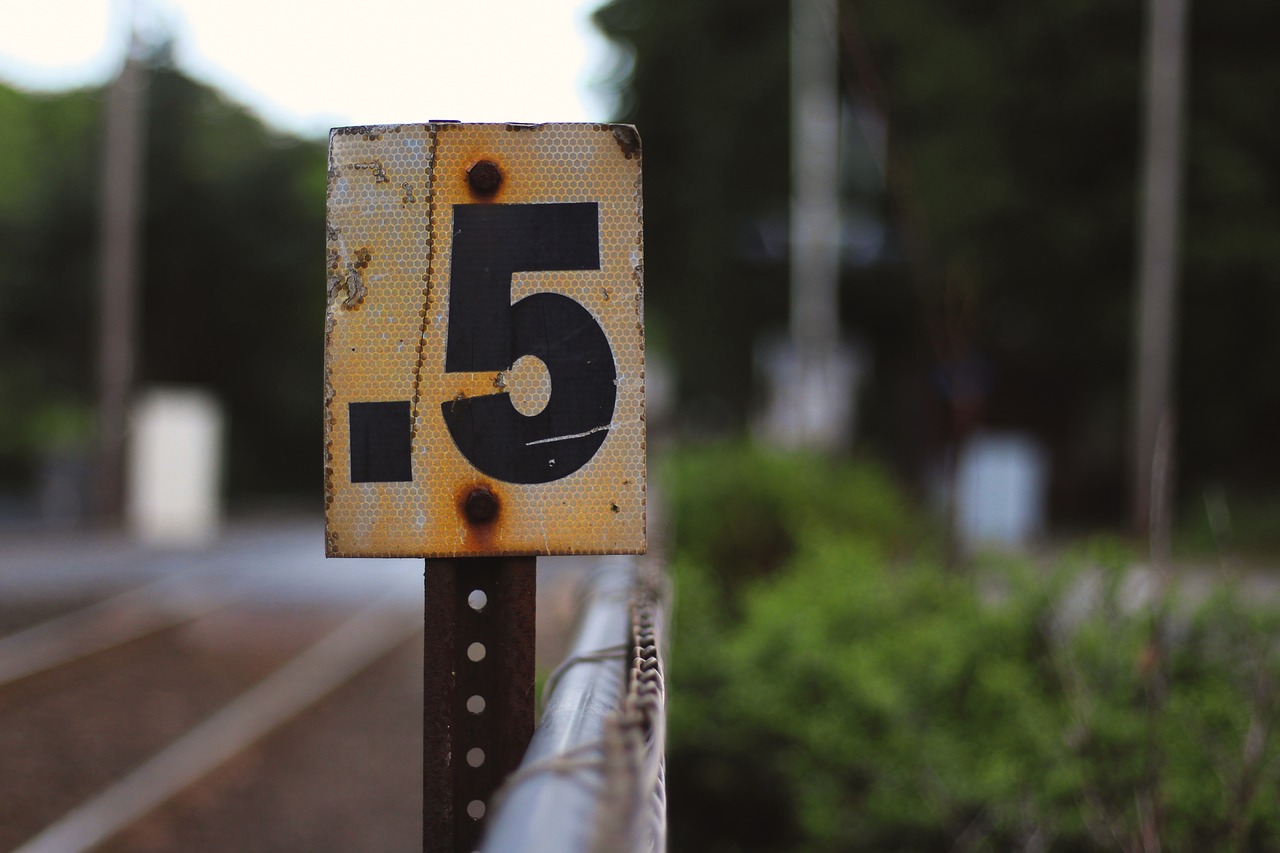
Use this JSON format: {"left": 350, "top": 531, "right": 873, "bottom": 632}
{"left": 663, "top": 443, "right": 1280, "bottom": 851}
{"left": 663, "top": 443, "right": 931, "bottom": 610}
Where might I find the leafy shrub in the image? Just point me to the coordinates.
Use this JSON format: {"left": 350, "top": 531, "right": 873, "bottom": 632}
{"left": 662, "top": 442, "right": 1280, "bottom": 851}
{"left": 662, "top": 443, "right": 930, "bottom": 611}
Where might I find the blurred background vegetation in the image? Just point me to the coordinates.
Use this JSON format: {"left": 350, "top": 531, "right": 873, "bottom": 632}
{"left": 661, "top": 443, "right": 1280, "bottom": 850}
{"left": 594, "top": 0, "right": 1280, "bottom": 531}
{"left": 0, "top": 45, "right": 326, "bottom": 512}
{"left": 1, "top": 0, "right": 1277, "bottom": 534}
{"left": 3, "top": 1, "right": 1280, "bottom": 847}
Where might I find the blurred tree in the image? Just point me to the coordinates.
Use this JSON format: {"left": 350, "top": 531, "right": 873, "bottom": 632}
{"left": 0, "top": 84, "right": 100, "bottom": 483}
{"left": 0, "top": 53, "right": 327, "bottom": 503}
{"left": 595, "top": 0, "right": 1280, "bottom": 523}
{"left": 847, "top": 0, "right": 1144, "bottom": 521}
{"left": 594, "top": 0, "right": 795, "bottom": 430}
{"left": 137, "top": 59, "right": 327, "bottom": 500}
{"left": 1179, "top": 0, "right": 1280, "bottom": 493}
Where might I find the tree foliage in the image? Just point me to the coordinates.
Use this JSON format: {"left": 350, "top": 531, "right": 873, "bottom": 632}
{"left": 596, "top": 0, "right": 1280, "bottom": 520}
{"left": 0, "top": 55, "right": 326, "bottom": 499}
{"left": 595, "top": 0, "right": 794, "bottom": 427}
{"left": 138, "top": 63, "right": 327, "bottom": 497}
{"left": 0, "top": 84, "right": 101, "bottom": 471}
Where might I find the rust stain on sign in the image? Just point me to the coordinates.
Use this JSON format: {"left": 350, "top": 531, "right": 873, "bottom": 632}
{"left": 324, "top": 123, "right": 645, "bottom": 558}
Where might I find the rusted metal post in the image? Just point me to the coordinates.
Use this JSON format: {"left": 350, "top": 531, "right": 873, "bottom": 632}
{"left": 424, "top": 557, "right": 536, "bottom": 853}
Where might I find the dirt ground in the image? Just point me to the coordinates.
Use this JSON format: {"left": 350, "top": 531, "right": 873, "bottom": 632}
{"left": 0, "top": 564, "right": 592, "bottom": 852}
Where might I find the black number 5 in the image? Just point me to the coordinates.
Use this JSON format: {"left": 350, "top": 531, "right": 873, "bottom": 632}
{"left": 441, "top": 202, "right": 616, "bottom": 484}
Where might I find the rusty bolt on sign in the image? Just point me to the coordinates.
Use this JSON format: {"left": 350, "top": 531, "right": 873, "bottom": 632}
{"left": 464, "top": 487, "right": 499, "bottom": 524}
{"left": 466, "top": 160, "right": 503, "bottom": 196}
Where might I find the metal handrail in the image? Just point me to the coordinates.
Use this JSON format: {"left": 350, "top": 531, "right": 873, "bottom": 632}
{"left": 481, "top": 557, "right": 667, "bottom": 853}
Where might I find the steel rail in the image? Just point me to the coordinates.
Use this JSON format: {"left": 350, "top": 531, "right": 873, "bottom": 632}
{"left": 0, "top": 569, "right": 231, "bottom": 687}
{"left": 11, "top": 591, "right": 422, "bottom": 853}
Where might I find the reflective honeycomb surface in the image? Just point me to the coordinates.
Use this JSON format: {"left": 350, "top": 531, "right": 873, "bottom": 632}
{"left": 325, "top": 123, "right": 645, "bottom": 557}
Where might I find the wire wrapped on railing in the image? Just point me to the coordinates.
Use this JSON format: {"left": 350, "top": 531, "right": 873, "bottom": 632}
{"left": 590, "top": 563, "right": 668, "bottom": 853}
{"left": 481, "top": 557, "right": 669, "bottom": 853}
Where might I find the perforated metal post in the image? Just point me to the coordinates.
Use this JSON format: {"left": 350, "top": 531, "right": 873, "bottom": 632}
{"left": 424, "top": 558, "right": 535, "bottom": 853}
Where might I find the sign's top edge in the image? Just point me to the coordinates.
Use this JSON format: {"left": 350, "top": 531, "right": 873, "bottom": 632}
{"left": 328, "top": 122, "right": 642, "bottom": 160}
{"left": 329, "top": 121, "right": 638, "bottom": 136}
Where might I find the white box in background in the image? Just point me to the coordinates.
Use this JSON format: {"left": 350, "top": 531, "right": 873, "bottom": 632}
{"left": 127, "top": 387, "right": 224, "bottom": 546}
{"left": 956, "top": 431, "right": 1049, "bottom": 552}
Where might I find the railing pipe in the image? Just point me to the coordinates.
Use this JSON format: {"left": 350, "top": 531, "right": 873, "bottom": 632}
{"left": 480, "top": 558, "right": 634, "bottom": 853}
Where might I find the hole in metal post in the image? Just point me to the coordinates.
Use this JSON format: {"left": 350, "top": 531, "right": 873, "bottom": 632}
{"left": 467, "top": 642, "right": 486, "bottom": 662}
{"left": 468, "top": 589, "right": 488, "bottom": 611}
{"left": 466, "top": 695, "right": 486, "bottom": 714}
{"left": 467, "top": 800, "right": 486, "bottom": 820}
{"left": 466, "top": 747, "right": 485, "bottom": 768}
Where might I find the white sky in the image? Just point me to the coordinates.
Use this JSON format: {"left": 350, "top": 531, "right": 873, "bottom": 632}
{"left": 0, "top": 0, "right": 620, "bottom": 138}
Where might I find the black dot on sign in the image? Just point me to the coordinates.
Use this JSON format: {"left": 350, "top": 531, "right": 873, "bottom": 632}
{"left": 348, "top": 401, "right": 412, "bottom": 483}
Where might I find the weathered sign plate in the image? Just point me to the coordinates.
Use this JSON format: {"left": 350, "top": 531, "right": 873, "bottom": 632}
{"left": 325, "top": 122, "right": 645, "bottom": 557}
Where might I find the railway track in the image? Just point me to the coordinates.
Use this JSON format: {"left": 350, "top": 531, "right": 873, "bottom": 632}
{"left": 0, "top": 559, "right": 424, "bottom": 852}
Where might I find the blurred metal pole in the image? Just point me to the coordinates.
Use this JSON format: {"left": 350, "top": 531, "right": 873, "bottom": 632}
{"left": 1131, "top": 0, "right": 1189, "bottom": 536}
{"left": 94, "top": 35, "right": 148, "bottom": 526}
{"left": 790, "top": 0, "right": 841, "bottom": 361}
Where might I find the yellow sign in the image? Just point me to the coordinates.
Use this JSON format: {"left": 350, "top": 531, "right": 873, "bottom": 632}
{"left": 324, "top": 123, "right": 645, "bottom": 558}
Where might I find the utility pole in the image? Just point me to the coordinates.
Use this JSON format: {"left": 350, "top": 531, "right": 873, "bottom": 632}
{"left": 94, "top": 15, "right": 148, "bottom": 526}
{"left": 757, "top": 0, "right": 858, "bottom": 451}
{"left": 1131, "top": 0, "right": 1189, "bottom": 538}
{"left": 790, "top": 0, "right": 841, "bottom": 362}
